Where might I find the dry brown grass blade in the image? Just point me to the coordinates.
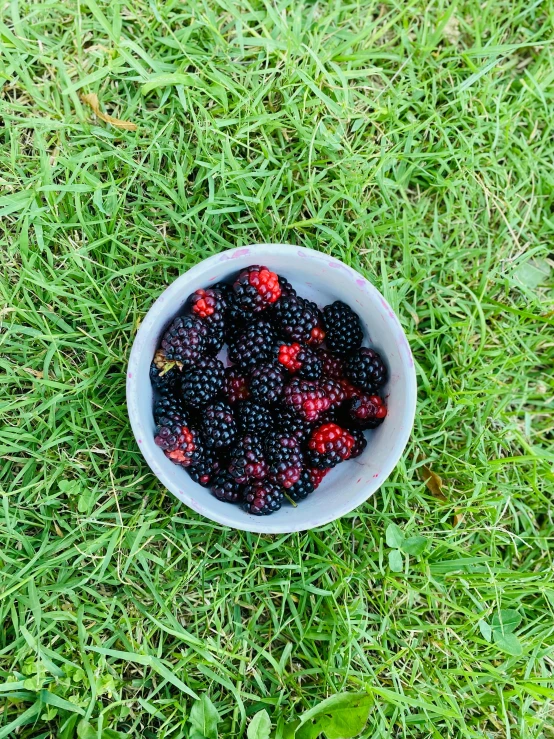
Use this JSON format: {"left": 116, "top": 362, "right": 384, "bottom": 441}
{"left": 420, "top": 464, "right": 447, "bottom": 501}
{"left": 81, "top": 93, "right": 137, "bottom": 131}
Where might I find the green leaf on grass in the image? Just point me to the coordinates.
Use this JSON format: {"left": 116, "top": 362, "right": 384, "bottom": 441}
{"left": 77, "top": 721, "right": 97, "bottom": 739}
{"left": 478, "top": 619, "right": 492, "bottom": 643}
{"left": 295, "top": 692, "right": 372, "bottom": 739}
{"left": 189, "top": 694, "right": 220, "bottom": 739}
{"left": 389, "top": 549, "right": 403, "bottom": 572}
{"left": 491, "top": 609, "right": 521, "bottom": 634}
{"left": 78, "top": 487, "right": 95, "bottom": 513}
{"left": 401, "top": 535, "right": 427, "bottom": 556}
{"left": 247, "top": 709, "right": 272, "bottom": 739}
{"left": 493, "top": 630, "right": 522, "bottom": 656}
{"left": 385, "top": 523, "right": 404, "bottom": 549}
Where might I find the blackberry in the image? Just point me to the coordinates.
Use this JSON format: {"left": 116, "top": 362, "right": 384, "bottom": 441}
{"left": 187, "top": 451, "right": 224, "bottom": 487}
{"left": 228, "top": 435, "right": 268, "bottom": 483}
{"left": 223, "top": 290, "right": 251, "bottom": 343}
{"left": 189, "top": 287, "right": 226, "bottom": 320}
{"left": 308, "top": 467, "right": 330, "bottom": 489}
{"left": 181, "top": 357, "right": 225, "bottom": 408}
{"left": 200, "top": 402, "right": 237, "bottom": 449}
{"left": 249, "top": 364, "right": 285, "bottom": 405}
{"left": 306, "top": 423, "right": 355, "bottom": 469}
{"left": 283, "top": 377, "right": 331, "bottom": 422}
{"left": 161, "top": 315, "right": 209, "bottom": 367}
{"left": 224, "top": 366, "right": 250, "bottom": 404}
{"left": 265, "top": 432, "right": 303, "bottom": 488}
{"left": 318, "top": 349, "right": 344, "bottom": 380}
{"left": 348, "top": 394, "right": 387, "bottom": 429}
{"left": 154, "top": 412, "right": 203, "bottom": 467}
{"left": 243, "top": 480, "right": 284, "bottom": 515}
{"left": 234, "top": 265, "right": 281, "bottom": 313}
{"left": 322, "top": 301, "right": 363, "bottom": 357}
{"left": 277, "top": 407, "right": 313, "bottom": 444}
{"left": 153, "top": 392, "right": 187, "bottom": 426}
{"left": 228, "top": 319, "right": 277, "bottom": 372}
{"left": 287, "top": 469, "right": 315, "bottom": 502}
{"left": 304, "top": 301, "right": 326, "bottom": 346}
{"left": 345, "top": 348, "right": 387, "bottom": 392}
{"left": 321, "top": 378, "right": 346, "bottom": 407}
{"left": 277, "top": 343, "right": 322, "bottom": 380}
{"left": 211, "top": 472, "right": 244, "bottom": 503}
{"left": 150, "top": 349, "right": 181, "bottom": 393}
{"left": 237, "top": 400, "right": 275, "bottom": 437}
{"left": 272, "top": 295, "right": 318, "bottom": 344}
{"left": 349, "top": 428, "right": 367, "bottom": 459}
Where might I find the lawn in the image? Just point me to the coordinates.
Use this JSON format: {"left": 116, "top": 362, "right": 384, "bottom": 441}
{"left": 1, "top": 0, "right": 553, "bottom": 736}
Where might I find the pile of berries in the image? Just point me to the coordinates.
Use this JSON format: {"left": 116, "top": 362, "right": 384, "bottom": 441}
{"left": 151, "top": 265, "right": 388, "bottom": 516}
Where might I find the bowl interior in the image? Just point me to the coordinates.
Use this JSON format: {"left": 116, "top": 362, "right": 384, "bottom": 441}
{"left": 127, "top": 245, "right": 416, "bottom": 533}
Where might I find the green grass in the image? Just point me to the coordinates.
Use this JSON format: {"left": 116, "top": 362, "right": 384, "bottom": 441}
{"left": 1, "top": 0, "right": 554, "bottom": 736}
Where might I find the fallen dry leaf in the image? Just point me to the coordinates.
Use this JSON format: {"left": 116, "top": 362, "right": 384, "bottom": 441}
{"left": 453, "top": 509, "right": 464, "bottom": 527}
{"left": 24, "top": 367, "right": 44, "bottom": 379}
{"left": 443, "top": 15, "right": 461, "bottom": 44}
{"left": 420, "top": 464, "right": 447, "bottom": 501}
{"left": 81, "top": 92, "right": 137, "bottom": 131}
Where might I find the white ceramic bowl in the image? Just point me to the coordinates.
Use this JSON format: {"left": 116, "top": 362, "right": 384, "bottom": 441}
{"left": 127, "top": 244, "right": 416, "bottom": 533}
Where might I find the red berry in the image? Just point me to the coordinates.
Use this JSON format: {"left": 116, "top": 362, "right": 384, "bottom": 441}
{"left": 307, "top": 423, "right": 355, "bottom": 468}
{"left": 278, "top": 343, "right": 303, "bottom": 372}
{"left": 308, "top": 325, "right": 326, "bottom": 346}
{"left": 234, "top": 265, "right": 281, "bottom": 312}
{"left": 283, "top": 378, "right": 331, "bottom": 422}
{"left": 348, "top": 394, "right": 387, "bottom": 429}
{"left": 321, "top": 378, "right": 346, "bottom": 407}
{"left": 309, "top": 467, "right": 331, "bottom": 489}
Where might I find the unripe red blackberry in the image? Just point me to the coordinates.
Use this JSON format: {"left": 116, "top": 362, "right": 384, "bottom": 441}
{"left": 234, "top": 265, "right": 281, "bottom": 312}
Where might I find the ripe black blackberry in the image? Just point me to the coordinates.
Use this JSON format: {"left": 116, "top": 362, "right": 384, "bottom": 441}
{"left": 222, "top": 289, "right": 251, "bottom": 343}
{"left": 234, "top": 265, "right": 281, "bottom": 313}
{"left": 243, "top": 480, "right": 284, "bottom": 515}
{"left": 236, "top": 400, "right": 275, "bottom": 437}
{"left": 150, "top": 349, "right": 181, "bottom": 393}
{"left": 287, "top": 469, "right": 315, "bottom": 502}
{"left": 322, "top": 301, "right": 363, "bottom": 357}
{"left": 161, "top": 315, "right": 209, "bottom": 367}
{"left": 224, "top": 366, "right": 250, "bottom": 404}
{"left": 211, "top": 472, "right": 244, "bottom": 503}
{"left": 249, "top": 363, "right": 285, "bottom": 405}
{"left": 154, "top": 412, "right": 204, "bottom": 467}
{"left": 228, "top": 319, "right": 277, "bottom": 372}
{"left": 200, "top": 402, "right": 237, "bottom": 449}
{"left": 345, "top": 348, "right": 387, "bottom": 392}
{"left": 272, "top": 295, "right": 318, "bottom": 344}
{"left": 277, "top": 275, "right": 296, "bottom": 298}
{"left": 277, "top": 407, "right": 313, "bottom": 444}
{"left": 153, "top": 392, "right": 187, "bottom": 426}
{"left": 349, "top": 428, "right": 367, "bottom": 459}
{"left": 228, "top": 435, "right": 268, "bottom": 483}
{"left": 181, "top": 357, "right": 225, "bottom": 408}
{"left": 265, "top": 432, "right": 303, "bottom": 488}
{"left": 187, "top": 451, "right": 224, "bottom": 487}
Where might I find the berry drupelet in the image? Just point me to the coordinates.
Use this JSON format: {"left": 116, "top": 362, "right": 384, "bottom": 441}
{"left": 180, "top": 357, "right": 225, "bottom": 408}
{"left": 224, "top": 366, "right": 250, "bottom": 404}
{"left": 234, "top": 265, "right": 281, "bottom": 313}
{"left": 154, "top": 412, "right": 204, "bottom": 467}
{"left": 211, "top": 472, "right": 244, "bottom": 503}
{"left": 283, "top": 377, "right": 331, "bottom": 422}
{"left": 287, "top": 469, "right": 315, "bottom": 502}
{"left": 249, "top": 363, "right": 285, "bottom": 405}
{"left": 200, "top": 402, "right": 238, "bottom": 449}
{"left": 265, "top": 432, "right": 303, "bottom": 488}
{"left": 348, "top": 394, "right": 387, "bottom": 429}
{"left": 236, "top": 400, "right": 275, "bottom": 437}
{"left": 228, "top": 435, "right": 268, "bottom": 483}
{"left": 161, "top": 315, "right": 209, "bottom": 367}
{"left": 243, "top": 480, "right": 284, "bottom": 515}
{"left": 322, "top": 301, "right": 363, "bottom": 357}
{"left": 345, "top": 348, "right": 387, "bottom": 392}
{"left": 228, "top": 319, "right": 277, "bottom": 372}
{"left": 306, "top": 423, "right": 355, "bottom": 469}
{"left": 272, "top": 295, "right": 319, "bottom": 344}
{"left": 153, "top": 392, "right": 187, "bottom": 426}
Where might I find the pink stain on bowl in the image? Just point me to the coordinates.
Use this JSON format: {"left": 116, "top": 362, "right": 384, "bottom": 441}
{"left": 356, "top": 279, "right": 365, "bottom": 288}
{"left": 373, "top": 473, "right": 379, "bottom": 478}
{"left": 128, "top": 372, "right": 132, "bottom": 378}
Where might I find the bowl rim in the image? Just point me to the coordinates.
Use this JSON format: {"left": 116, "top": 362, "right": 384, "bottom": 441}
{"left": 127, "top": 244, "right": 417, "bottom": 533}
